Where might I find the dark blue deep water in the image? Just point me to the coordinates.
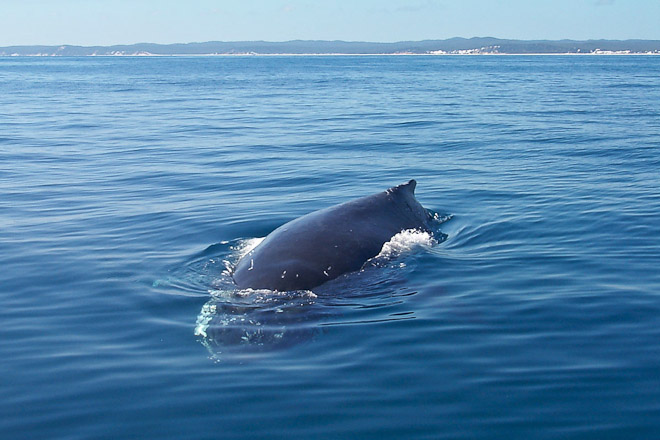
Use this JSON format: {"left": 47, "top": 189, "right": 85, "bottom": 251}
{"left": 2, "top": 55, "right": 660, "bottom": 439}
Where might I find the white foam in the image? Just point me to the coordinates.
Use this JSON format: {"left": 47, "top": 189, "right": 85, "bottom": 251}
{"left": 375, "top": 229, "right": 436, "bottom": 260}
{"left": 194, "top": 302, "right": 217, "bottom": 337}
{"left": 195, "top": 287, "right": 317, "bottom": 338}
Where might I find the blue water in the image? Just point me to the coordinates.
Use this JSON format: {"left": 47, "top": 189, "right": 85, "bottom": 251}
{"left": 2, "top": 55, "right": 660, "bottom": 439}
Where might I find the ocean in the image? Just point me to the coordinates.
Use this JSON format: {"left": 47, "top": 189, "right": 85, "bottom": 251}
{"left": 2, "top": 55, "right": 660, "bottom": 439}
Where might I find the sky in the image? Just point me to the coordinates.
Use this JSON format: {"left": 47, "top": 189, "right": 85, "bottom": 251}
{"left": 1, "top": 0, "right": 659, "bottom": 46}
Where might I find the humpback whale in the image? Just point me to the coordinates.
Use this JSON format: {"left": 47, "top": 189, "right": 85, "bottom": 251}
{"left": 232, "top": 179, "right": 433, "bottom": 291}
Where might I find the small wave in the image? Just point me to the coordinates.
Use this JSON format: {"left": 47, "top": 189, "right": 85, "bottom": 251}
{"left": 153, "top": 238, "right": 261, "bottom": 295}
{"left": 391, "top": 120, "right": 439, "bottom": 128}
{"left": 607, "top": 82, "right": 655, "bottom": 89}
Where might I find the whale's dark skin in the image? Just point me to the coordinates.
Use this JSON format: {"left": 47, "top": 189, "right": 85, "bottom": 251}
{"left": 232, "top": 180, "right": 433, "bottom": 291}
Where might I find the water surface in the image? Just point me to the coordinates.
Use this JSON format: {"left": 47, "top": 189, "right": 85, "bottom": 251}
{"left": 2, "top": 55, "right": 660, "bottom": 439}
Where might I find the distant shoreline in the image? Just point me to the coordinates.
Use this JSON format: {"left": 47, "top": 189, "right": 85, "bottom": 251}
{"left": 2, "top": 38, "right": 660, "bottom": 57}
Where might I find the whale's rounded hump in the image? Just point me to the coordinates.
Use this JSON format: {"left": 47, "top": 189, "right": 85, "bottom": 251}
{"left": 233, "top": 179, "right": 432, "bottom": 291}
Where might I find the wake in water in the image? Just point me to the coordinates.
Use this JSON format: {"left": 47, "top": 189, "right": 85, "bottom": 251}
{"left": 157, "top": 213, "right": 451, "bottom": 361}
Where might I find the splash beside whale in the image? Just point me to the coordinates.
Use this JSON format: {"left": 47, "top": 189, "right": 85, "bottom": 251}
{"left": 232, "top": 179, "right": 433, "bottom": 291}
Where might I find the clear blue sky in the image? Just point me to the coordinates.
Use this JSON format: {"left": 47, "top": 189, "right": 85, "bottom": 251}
{"left": 2, "top": 0, "right": 659, "bottom": 46}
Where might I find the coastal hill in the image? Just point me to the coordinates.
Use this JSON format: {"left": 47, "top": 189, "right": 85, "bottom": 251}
{"left": 2, "top": 37, "right": 660, "bottom": 56}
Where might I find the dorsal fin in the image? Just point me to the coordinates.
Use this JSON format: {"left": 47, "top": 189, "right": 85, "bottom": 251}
{"left": 392, "top": 179, "right": 416, "bottom": 195}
